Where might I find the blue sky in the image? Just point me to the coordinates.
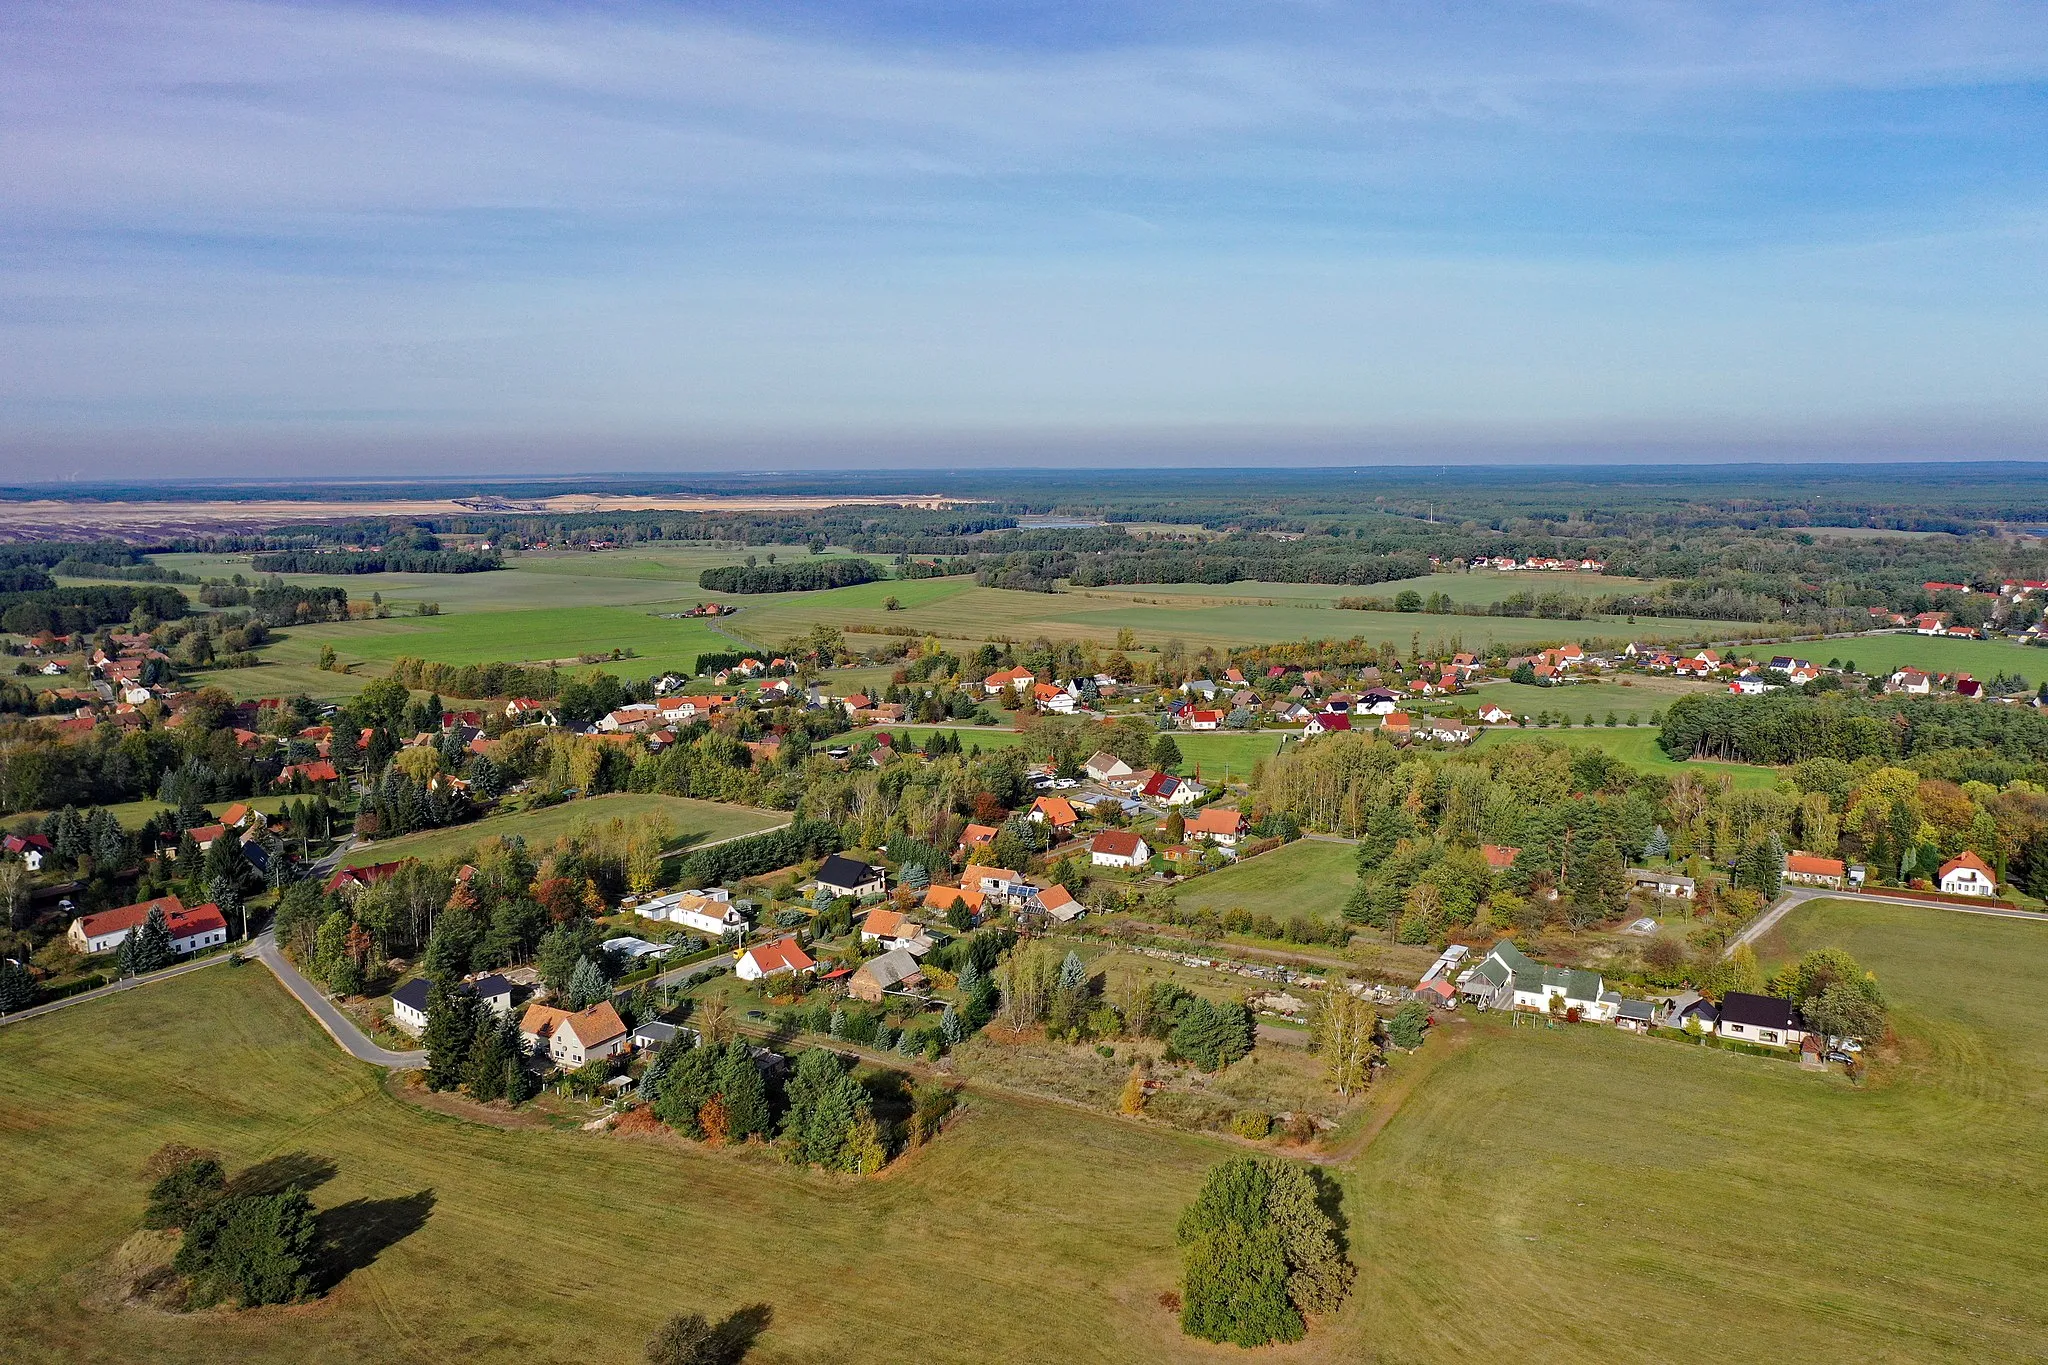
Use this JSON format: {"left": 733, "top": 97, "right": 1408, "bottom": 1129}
{"left": 3, "top": 0, "right": 2047, "bottom": 475}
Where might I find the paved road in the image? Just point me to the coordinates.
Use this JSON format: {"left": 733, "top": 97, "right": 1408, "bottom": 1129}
{"left": 0, "top": 947, "right": 237, "bottom": 1028}
{"left": 1728, "top": 886, "right": 2048, "bottom": 957}
{"left": 247, "top": 929, "right": 427, "bottom": 1068}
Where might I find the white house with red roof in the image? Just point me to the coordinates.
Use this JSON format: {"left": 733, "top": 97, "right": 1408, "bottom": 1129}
{"left": 736, "top": 936, "right": 817, "bottom": 981}
{"left": 1089, "top": 830, "right": 1151, "bottom": 868}
{"left": 1937, "top": 852, "right": 1997, "bottom": 897}
{"left": 67, "top": 895, "right": 228, "bottom": 956}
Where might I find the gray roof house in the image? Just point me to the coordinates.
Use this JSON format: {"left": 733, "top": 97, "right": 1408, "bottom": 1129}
{"left": 1460, "top": 940, "right": 1621, "bottom": 1021}
{"left": 815, "top": 854, "right": 888, "bottom": 899}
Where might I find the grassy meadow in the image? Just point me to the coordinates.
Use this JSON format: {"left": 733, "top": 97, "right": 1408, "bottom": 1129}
{"left": 1170, "top": 838, "right": 1358, "bottom": 923}
{"left": 1473, "top": 724, "right": 1783, "bottom": 789}
{"left": 6, "top": 898, "right": 2048, "bottom": 1360}
{"left": 339, "top": 794, "right": 783, "bottom": 868}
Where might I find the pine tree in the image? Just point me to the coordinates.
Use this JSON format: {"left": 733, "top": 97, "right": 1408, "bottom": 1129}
{"left": 1644, "top": 824, "right": 1671, "bottom": 860}
{"left": 422, "top": 982, "right": 477, "bottom": 1091}
{"left": 566, "top": 955, "right": 609, "bottom": 1010}
{"left": 939, "top": 1004, "right": 964, "bottom": 1045}
{"left": 128, "top": 905, "right": 177, "bottom": 974}
{"left": 466, "top": 1012, "right": 513, "bottom": 1101}
{"left": 717, "top": 1041, "right": 771, "bottom": 1140}
{"left": 207, "top": 876, "right": 243, "bottom": 941}
{"left": 0, "top": 958, "right": 37, "bottom": 1014}
{"left": 1058, "top": 950, "right": 1087, "bottom": 993}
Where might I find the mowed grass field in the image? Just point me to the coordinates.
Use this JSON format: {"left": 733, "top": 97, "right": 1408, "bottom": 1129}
{"left": 1112, "top": 570, "right": 1668, "bottom": 607}
{"left": 1341, "top": 897, "right": 2048, "bottom": 1361}
{"left": 339, "top": 794, "right": 783, "bottom": 868}
{"left": 6, "top": 898, "right": 2048, "bottom": 1360}
{"left": 0, "top": 967, "right": 1225, "bottom": 1365}
{"left": 1473, "top": 724, "right": 1783, "bottom": 789}
{"left": 886, "top": 725, "right": 1282, "bottom": 782}
{"left": 1170, "top": 838, "right": 1357, "bottom": 922}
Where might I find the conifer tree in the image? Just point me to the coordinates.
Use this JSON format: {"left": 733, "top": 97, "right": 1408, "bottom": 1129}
{"left": 939, "top": 1004, "right": 965, "bottom": 1045}
{"left": 566, "top": 955, "right": 609, "bottom": 1010}
{"left": 465, "top": 1011, "right": 513, "bottom": 1101}
{"left": 716, "top": 1041, "right": 771, "bottom": 1140}
{"left": 127, "top": 905, "right": 177, "bottom": 974}
{"left": 422, "top": 982, "right": 477, "bottom": 1091}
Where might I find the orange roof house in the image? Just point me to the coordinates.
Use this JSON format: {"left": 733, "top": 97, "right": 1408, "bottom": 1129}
{"left": 1029, "top": 796, "right": 1079, "bottom": 831}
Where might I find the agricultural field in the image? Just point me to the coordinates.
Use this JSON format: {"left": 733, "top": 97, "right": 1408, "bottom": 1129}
{"left": 1472, "top": 724, "right": 1783, "bottom": 789}
{"left": 13, "top": 795, "right": 304, "bottom": 832}
{"left": 1169, "top": 838, "right": 1357, "bottom": 923}
{"left": 1113, "top": 570, "right": 1668, "bottom": 607}
{"left": 338, "top": 794, "right": 783, "bottom": 868}
{"left": 885, "top": 725, "right": 1281, "bottom": 781}
{"left": 1782, "top": 630, "right": 2041, "bottom": 683}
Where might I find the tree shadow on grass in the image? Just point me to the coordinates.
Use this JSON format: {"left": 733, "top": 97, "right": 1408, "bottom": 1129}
{"left": 712, "top": 1303, "right": 774, "bottom": 1362}
{"left": 1308, "top": 1167, "right": 1351, "bottom": 1258}
{"left": 316, "top": 1189, "right": 436, "bottom": 1289}
{"left": 228, "top": 1151, "right": 339, "bottom": 1198}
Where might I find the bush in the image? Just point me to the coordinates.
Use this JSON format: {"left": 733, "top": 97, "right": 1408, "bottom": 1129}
{"left": 1229, "top": 1110, "right": 1272, "bottom": 1140}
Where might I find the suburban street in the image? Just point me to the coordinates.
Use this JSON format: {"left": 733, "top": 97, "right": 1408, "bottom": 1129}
{"left": 246, "top": 929, "right": 427, "bottom": 1068}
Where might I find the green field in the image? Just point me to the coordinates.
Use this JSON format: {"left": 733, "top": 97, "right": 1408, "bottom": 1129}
{"left": 7, "top": 893, "right": 2048, "bottom": 1360}
{"left": 885, "top": 725, "right": 1281, "bottom": 782}
{"left": 1115, "top": 570, "right": 1669, "bottom": 607}
{"left": 1472, "top": 724, "right": 1783, "bottom": 789}
{"left": 1788, "top": 631, "right": 2041, "bottom": 683}
{"left": 340, "top": 794, "right": 784, "bottom": 868}
{"left": 1170, "top": 838, "right": 1357, "bottom": 922}
{"left": 13, "top": 795, "right": 305, "bottom": 832}
{"left": 1342, "top": 897, "right": 2048, "bottom": 1359}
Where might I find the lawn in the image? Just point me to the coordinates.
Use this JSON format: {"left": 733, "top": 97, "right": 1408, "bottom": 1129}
{"left": 340, "top": 794, "right": 784, "bottom": 868}
{"left": 273, "top": 607, "right": 736, "bottom": 677}
{"left": 1170, "top": 838, "right": 1357, "bottom": 922}
{"left": 1472, "top": 724, "right": 1783, "bottom": 789}
{"left": 1117, "top": 571, "right": 1670, "bottom": 607}
{"left": 1791, "top": 630, "right": 2041, "bottom": 684}
{"left": 15, "top": 795, "right": 304, "bottom": 832}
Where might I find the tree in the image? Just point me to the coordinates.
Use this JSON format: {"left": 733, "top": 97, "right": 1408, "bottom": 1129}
{"left": 173, "top": 1187, "right": 319, "bottom": 1307}
{"left": 122, "top": 904, "right": 177, "bottom": 975}
{"left": 566, "top": 955, "right": 610, "bottom": 1010}
{"left": 1176, "top": 1156, "right": 1350, "bottom": 1346}
{"left": 645, "top": 1312, "right": 720, "bottom": 1365}
{"left": 1802, "top": 981, "right": 1887, "bottom": 1047}
{"left": 466, "top": 1011, "right": 516, "bottom": 1101}
{"left": 0, "top": 957, "right": 35, "bottom": 1014}
{"left": 1385, "top": 1000, "right": 1429, "bottom": 1050}
{"left": 144, "top": 1154, "right": 227, "bottom": 1230}
{"left": 422, "top": 981, "right": 477, "bottom": 1091}
{"left": 939, "top": 1004, "right": 965, "bottom": 1045}
{"left": 1314, "top": 981, "right": 1378, "bottom": 1097}
{"left": 0, "top": 860, "right": 27, "bottom": 931}
{"left": 716, "top": 1040, "right": 772, "bottom": 1141}
{"left": 1151, "top": 733, "right": 1183, "bottom": 772}
{"left": 1120, "top": 1062, "right": 1149, "bottom": 1116}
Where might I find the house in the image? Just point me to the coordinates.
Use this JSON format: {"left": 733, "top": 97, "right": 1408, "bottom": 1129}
{"left": 639, "top": 888, "right": 750, "bottom": 938}
{"left": 1480, "top": 844, "right": 1519, "bottom": 871}
{"left": 1084, "top": 751, "right": 1133, "bottom": 782}
{"left": 1889, "top": 669, "right": 1933, "bottom": 695}
{"left": 1478, "top": 703, "right": 1514, "bottom": 725}
{"left": 1716, "top": 991, "right": 1802, "bottom": 1049}
{"left": 1459, "top": 940, "right": 1617, "bottom": 1019}
{"left": 859, "top": 906, "right": 924, "bottom": 950}
{"left": 1615, "top": 999, "right": 1656, "bottom": 1033}
{"left": 276, "top": 759, "right": 340, "bottom": 787}
{"left": 325, "top": 860, "right": 408, "bottom": 896}
{"left": 1037, "top": 884, "right": 1083, "bottom": 923}
{"left": 1627, "top": 868, "right": 1696, "bottom": 899}
{"left": 1029, "top": 796, "right": 1080, "bottom": 833}
{"left": 473, "top": 973, "right": 517, "bottom": 1017}
{"left": 1915, "top": 612, "right": 1951, "bottom": 635}
{"left": 66, "top": 896, "right": 228, "bottom": 956}
{"left": 505, "top": 698, "right": 551, "bottom": 722}
{"left": 923, "top": 883, "right": 986, "bottom": 921}
{"left": 521, "top": 1001, "right": 630, "bottom": 1068}
{"left": 955, "top": 823, "right": 999, "bottom": 857}
{"left": 632, "top": 1020, "right": 688, "bottom": 1051}
{"left": 1140, "top": 771, "right": 1205, "bottom": 806}
{"left": 736, "top": 936, "right": 816, "bottom": 981}
{"left": 1380, "top": 711, "right": 1413, "bottom": 737}
{"left": 964, "top": 865, "right": 1026, "bottom": 901}
{"left": 1184, "top": 807, "right": 1248, "bottom": 847}
{"left": 1783, "top": 852, "right": 1847, "bottom": 889}
{"left": 390, "top": 978, "right": 434, "bottom": 1035}
{"left": 1937, "top": 851, "right": 1997, "bottom": 897}
{"left": 1303, "top": 711, "right": 1352, "bottom": 736}
{"left": 849, "top": 947, "right": 926, "bottom": 1004}
{"left": 813, "top": 854, "right": 887, "bottom": 899}
{"left": 983, "top": 666, "right": 1035, "bottom": 695}
{"left": 1090, "top": 830, "right": 1151, "bottom": 868}
{"left": 216, "top": 802, "right": 258, "bottom": 829}
{"left": 1356, "top": 688, "right": 1401, "bottom": 715}
{"left": 600, "top": 936, "right": 672, "bottom": 963}
{"left": 3, "top": 833, "right": 51, "bottom": 871}
{"left": 1185, "top": 709, "right": 1223, "bottom": 731}
{"left": 1427, "top": 721, "right": 1477, "bottom": 744}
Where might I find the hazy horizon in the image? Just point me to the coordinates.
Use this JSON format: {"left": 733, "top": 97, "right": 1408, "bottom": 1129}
{"left": 5, "top": 1, "right": 2047, "bottom": 477}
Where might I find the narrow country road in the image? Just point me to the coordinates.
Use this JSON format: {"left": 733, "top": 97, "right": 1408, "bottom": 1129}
{"left": 1727, "top": 886, "right": 2048, "bottom": 957}
{"left": 246, "top": 929, "right": 427, "bottom": 1068}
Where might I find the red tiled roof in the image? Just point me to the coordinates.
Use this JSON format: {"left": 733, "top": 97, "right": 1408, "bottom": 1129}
{"left": 1938, "top": 851, "right": 1994, "bottom": 880}
{"left": 1786, "top": 853, "right": 1845, "bottom": 877}
{"left": 745, "top": 937, "right": 816, "bottom": 974}
{"left": 1090, "top": 830, "right": 1145, "bottom": 857}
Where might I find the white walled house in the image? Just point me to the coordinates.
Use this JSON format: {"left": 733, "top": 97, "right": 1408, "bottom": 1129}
{"left": 1938, "top": 852, "right": 1997, "bottom": 897}
{"left": 639, "top": 887, "right": 750, "bottom": 938}
{"left": 1089, "top": 831, "right": 1151, "bottom": 868}
{"left": 1716, "top": 991, "right": 1803, "bottom": 1049}
{"left": 390, "top": 978, "right": 433, "bottom": 1035}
